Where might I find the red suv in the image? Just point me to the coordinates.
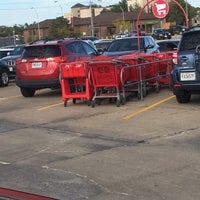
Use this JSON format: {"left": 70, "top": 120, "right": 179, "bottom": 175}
{"left": 16, "top": 39, "right": 99, "bottom": 97}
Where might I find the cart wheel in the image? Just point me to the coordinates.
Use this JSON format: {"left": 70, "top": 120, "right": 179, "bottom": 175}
{"left": 87, "top": 100, "right": 91, "bottom": 106}
{"left": 91, "top": 100, "right": 95, "bottom": 108}
{"left": 121, "top": 97, "right": 126, "bottom": 105}
{"left": 73, "top": 98, "right": 76, "bottom": 104}
{"left": 64, "top": 101, "right": 67, "bottom": 107}
{"left": 116, "top": 99, "right": 120, "bottom": 107}
{"left": 155, "top": 83, "right": 160, "bottom": 93}
{"left": 143, "top": 87, "right": 147, "bottom": 97}
{"left": 109, "top": 98, "right": 113, "bottom": 103}
{"left": 97, "top": 99, "right": 101, "bottom": 105}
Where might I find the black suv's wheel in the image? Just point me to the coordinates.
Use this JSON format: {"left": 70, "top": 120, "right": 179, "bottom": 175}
{"left": 20, "top": 87, "right": 36, "bottom": 97}
{"left": 0, "top": 69, "right": 9, "bottom": 87}
{"left": 176, "top": 93, "right": 191, "bottom": 103}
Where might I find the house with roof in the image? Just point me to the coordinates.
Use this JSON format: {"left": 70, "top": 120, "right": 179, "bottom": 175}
{"left": 23, "top": 4, "right": 160, "bottom": 42}
{"left": 23, "top": 19, "right": 54, "bottom": 42}
{"left": 72, "top": 11, "right": 159, "bottom": 38}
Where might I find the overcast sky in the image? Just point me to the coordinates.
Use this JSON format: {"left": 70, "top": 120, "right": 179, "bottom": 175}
{"left": 0, "top": 0, "right": 199, "bottom": 26}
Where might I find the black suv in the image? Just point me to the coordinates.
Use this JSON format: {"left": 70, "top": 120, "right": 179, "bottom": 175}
{"left": 152, "top": 28, "right": 172, "bottom": 40}
{"left": 172, "top": 27, "right": 200, "bottom": 103}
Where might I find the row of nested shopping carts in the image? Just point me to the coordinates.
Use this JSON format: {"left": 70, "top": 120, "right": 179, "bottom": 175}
{"left": 59, "top": 52, "right": 173, "bottom": 107}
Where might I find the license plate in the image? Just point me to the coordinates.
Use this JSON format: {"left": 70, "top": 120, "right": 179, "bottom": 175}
{"left": 32, "top": 62, "right": 42, "bottom": 68}
{"left": 180, "top": 72, "right": 196, "bottom": 81}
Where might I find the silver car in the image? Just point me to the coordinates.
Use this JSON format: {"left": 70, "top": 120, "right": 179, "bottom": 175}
{"left": 103, "top": 36, "right": 159, "bottom": 57}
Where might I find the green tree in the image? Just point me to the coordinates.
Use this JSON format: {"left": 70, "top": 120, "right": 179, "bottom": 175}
{"left": 166, "top": 0, "right": 197, "bottom": 25}
{"left": 102, "top": 0, "right": 128, "bottom": 12}
{"left": 48, "top": 17, "right": 71, "bottom": 40}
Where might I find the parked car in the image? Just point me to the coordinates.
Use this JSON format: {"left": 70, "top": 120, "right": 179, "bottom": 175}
{"left": 0, "top": 187, "right": 57, "bottom": 200}
{"left": 152, "top": 28, "right": 172, "bottom": 40}
{"left": 1, "top": 44, "right": 26, "bottom": 80}
{"left": 157, "top": 39, "right": 180, "bottom": 52}
{"left": 115, "top": 33, "right": 129, "bottom": 39}
{"left": 94, "top": 39, "right": 113, "bottom": 52}
{"left": 172, "top": 27, "right": 200, "bottom": 103}
{"left": 103, "top": 36, "right": 159, "bottom": 57}
{"left": 81, "top": 36, "right": 99, "bottom": 42}
{"left": 169, "top": 25, "right": 188, "bottom": 35}
{"left": 16, "top": 39, "right": 99, "bottom": 97}
{"left": 0, "top": 45, "right": 25, "bottom": 87}
{"left": 0, "top": 46, "right": 14, "bottom": 59}
{"left": 129, "top": 29, "right": 146, "bottom": 36}
{"left": 0, "top": 60, "right": 10, "bottom": 87}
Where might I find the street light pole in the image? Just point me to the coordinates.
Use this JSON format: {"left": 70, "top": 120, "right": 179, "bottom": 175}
{"left": 120, "top": 6, "right": 125, "bottom": 33}
{"left": 31, "top": 7, "right": 41, "bottom": 40}
{"left": 90, "top": 0, "right": 94, "bottom": 36}
{"left": 54, "top": 1, "right": 63, "bottom": 17}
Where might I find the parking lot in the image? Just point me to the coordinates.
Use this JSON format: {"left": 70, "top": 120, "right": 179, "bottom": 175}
{"left": 1, "top": 80, "right": 200, "bottom": 199}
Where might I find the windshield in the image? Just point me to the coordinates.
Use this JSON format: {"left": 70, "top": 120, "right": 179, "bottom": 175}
{"left": 107, "top": 38, "right": 144, "bottom": 52}
{"left": 10, "top": 45, "right": 24, "bottom": 56}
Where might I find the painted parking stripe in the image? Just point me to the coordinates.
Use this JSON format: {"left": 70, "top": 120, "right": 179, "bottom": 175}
{"left": 37, "top": 102, "right": 64, "bottom": 111}
{"left": 123, "top": 95, "right": 175, "bottom": 120}
{"left": 0, "top": 161, "right": 10, "bottom": 165}
{"left": 0, "top": 95, "right": 21, "bottom": 101}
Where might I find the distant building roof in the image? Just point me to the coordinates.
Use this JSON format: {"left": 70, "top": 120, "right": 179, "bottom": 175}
{"left": 71, "top": 3, "right": 86, "bottom": 8}
{"left": 25, "top": 19, "right": 55, "bottom": 30}
{"left": 73, "top": 11, "right": 156, "bottom": 26}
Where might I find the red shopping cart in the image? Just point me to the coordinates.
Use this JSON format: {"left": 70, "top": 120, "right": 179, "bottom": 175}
{"left": 60, "top": 60, "right": 93, "bottom": 106}
{"left": 118, "top": 53, "right": 150, "bottom": 99}
{"left": 89, "top": 59, "right": 125, "bottom": 107}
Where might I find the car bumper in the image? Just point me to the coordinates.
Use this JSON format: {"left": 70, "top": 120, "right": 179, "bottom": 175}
{"left": 172, "top": 70, "right": 200, "bottom": 94}
{"left": 16, "top": 78, "right": 60, "bottom": 89}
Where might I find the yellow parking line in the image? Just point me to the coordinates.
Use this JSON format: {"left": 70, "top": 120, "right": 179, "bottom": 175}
{"left": 0, "top": 161, "right": 10, "bottom": 165}
{"left": 0, "top": 95, "right": 21, "bottom": 101}
{"left": 37, "top": 102, "right": 64, "bottom": 111}
{"left": 123, "top": 95, "right": 175, "bottom": 120}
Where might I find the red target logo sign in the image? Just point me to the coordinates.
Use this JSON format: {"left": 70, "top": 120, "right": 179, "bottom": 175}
{"left": 152, "top": 0, "right": 169, "bottom": 18}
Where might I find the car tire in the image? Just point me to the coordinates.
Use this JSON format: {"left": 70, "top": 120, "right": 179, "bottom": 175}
{"left": 20, "top": 87, "right": 36, "bottom": 97}
{"left": 175, "top": 93, "right": 191, "bottom": 103}
{"left": 0, "top": 69, "right": 9, "bottom": 87}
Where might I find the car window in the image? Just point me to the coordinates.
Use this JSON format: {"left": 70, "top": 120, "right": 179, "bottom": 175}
{"left": 81, "top": 41, "right": 97, "bottom": 55}
{"left": 107, "top": 38, "right": 143, "bottom": 52}
{"left": 145, "top": 37, "right": 154, "bottom": 47}
{"left": 10, "top": 46, "right": 24, "bottom": 56}
{"left": 22, "top": 45, "right": 61, "bottom": 58}
{"left": 179, "top": 32, "right": 200, "bottom": 51}
{"left": 66, "top": 43, "right": 76, "bottom": 53}
{"left": 158, "top": 42, "right": 166, "bottom": 52}
{"left": 167, "top": 43, "right": 177, "bottom": 50}
{"left": 71, "top": 42, "right": 86, "bottom": 54}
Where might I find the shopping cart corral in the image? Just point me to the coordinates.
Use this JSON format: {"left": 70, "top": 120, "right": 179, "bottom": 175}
{"left": 60, "top": 53, "right": 173, "bottom": 107}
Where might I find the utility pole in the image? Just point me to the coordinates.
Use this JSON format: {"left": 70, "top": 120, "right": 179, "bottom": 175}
{"left": 90, "top": 0, "right": 94, "bottom": 36}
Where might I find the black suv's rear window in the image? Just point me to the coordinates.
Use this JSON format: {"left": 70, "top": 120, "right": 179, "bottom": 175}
{"left": 22, "top": 45, "right": 61, "bottom": 58}
{"left": 180, "top": 31, "right": 200, "bottom": 51}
